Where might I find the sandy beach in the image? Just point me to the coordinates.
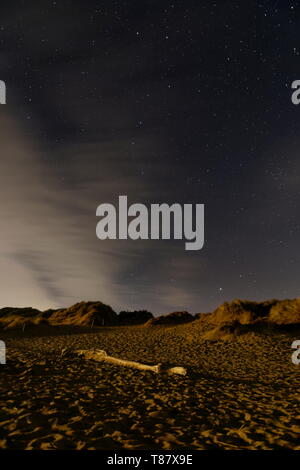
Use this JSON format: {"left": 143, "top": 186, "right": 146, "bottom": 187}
{"left": 1, "top": 321, "right": 299, "bottom": 450}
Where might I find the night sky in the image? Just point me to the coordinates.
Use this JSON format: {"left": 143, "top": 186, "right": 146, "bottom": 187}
{"left": 0, "top": 1, "right": 299, "bottom": 313}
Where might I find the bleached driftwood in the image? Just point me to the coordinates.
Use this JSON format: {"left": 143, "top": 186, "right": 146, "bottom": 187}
{"left": 73, "top": 349, "right": 187, "bottom": 376}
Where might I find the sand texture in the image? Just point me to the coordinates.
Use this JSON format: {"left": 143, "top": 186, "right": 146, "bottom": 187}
{"left": 0, "top": 322, "right": 299, "bottom": 450}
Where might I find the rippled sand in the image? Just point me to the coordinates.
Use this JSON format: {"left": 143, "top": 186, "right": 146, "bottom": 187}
{"left": 0, "top": 323, "right": 299, "bottom": 450}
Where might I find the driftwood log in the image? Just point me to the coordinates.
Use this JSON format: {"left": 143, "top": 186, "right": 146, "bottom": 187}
{"left": 72, "top": 349, "right": 187, "bottom": 376}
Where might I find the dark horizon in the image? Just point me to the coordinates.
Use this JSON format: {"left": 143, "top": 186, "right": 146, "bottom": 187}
{"left": 1, "top": 293, "right": 299, "bottom": 318}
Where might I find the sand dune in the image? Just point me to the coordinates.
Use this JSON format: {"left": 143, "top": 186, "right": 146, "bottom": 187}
{"left": 1, "top": 298, "right": 299, "bottom": 332}
{"left": 145, "top": 311, "right": 194, "bottom": 327}
{"left": 0, "top": 302, "right": 153, "bottom": 330}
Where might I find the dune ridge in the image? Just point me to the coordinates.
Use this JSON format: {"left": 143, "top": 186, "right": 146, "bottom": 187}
{"left": 0, "top": 297, "right": 299, "bottom": 335}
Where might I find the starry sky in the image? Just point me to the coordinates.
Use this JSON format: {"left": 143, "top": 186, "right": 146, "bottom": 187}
{"left": 0, "top": 1, "right": 299, "bottom": 314}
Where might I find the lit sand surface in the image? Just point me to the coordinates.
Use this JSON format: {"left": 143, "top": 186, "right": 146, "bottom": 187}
{"left": 0, "top": 323, "right": 299, "bottom": 450}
